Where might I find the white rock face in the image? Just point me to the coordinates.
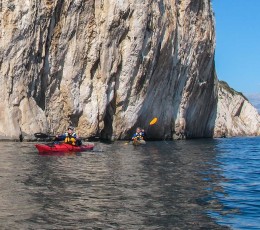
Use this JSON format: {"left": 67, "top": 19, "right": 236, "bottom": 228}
{"left": 214, "top": 81, "right": 260, "bottom": 137}
{"left": 0, "top": 1, "right": 258, "bottom": 140}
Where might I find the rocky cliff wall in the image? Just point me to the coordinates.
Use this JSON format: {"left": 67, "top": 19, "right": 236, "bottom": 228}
{"left": 214, "top": 81, "right": 260, "bottom": 137}
{"left": 0, "top": 0, "right": 219, "bottom": 140}
{"left": 1, "top": 1, "right": 258, "bottom": 141}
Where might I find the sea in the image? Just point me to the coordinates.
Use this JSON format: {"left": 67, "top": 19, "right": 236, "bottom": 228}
{"left": 0, "top": 137, "right": 259, "bottom": 229}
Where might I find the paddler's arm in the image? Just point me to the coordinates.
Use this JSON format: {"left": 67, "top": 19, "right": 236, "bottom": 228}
{"left": 55, "top": 134, "right": 66, "bottom": 141}
{"left": 132, "top": 133, "right": 137, "bottom": 140}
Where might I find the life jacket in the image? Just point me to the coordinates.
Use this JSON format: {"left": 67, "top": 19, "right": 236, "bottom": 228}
{"left": 132, "top": 132, "right": 144, "bottom": 141}
{"left": 64, "top": 132, "right": 77, "bottom": 145}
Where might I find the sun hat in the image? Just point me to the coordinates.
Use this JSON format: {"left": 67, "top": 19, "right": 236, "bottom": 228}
{"left": 68, "top": 126, "right": 74, "bottom": 130}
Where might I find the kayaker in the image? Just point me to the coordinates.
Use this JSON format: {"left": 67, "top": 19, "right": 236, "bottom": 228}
{"left": 132, "top": 127, "right": 146, "bottom": 143}
{"left": 55, "top": 126, "right": 82, "bottom": 146}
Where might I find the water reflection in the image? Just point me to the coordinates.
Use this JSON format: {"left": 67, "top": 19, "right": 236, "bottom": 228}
{"left": 209, "top": 137, "right": 260, "bottom": 229}
{"left": 135, "top": 141, "right": 229, "bottom": 229}
{"left": 0, "top": 140, "right": 231, "bottom": 229}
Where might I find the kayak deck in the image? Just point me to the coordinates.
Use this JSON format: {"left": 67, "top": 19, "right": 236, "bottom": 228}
{"left": 35, "top": 143, "right": 94, "bottom": 153}
{"left": 132, "top": 139, "right": 146, "bottom": 146}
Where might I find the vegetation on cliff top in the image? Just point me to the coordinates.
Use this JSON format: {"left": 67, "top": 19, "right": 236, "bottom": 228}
{"left": 219, "top": 80, "right": 248, "bottom": 101}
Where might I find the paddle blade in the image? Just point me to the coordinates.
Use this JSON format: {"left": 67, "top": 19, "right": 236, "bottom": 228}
{"left": 34, "top": 133, "right": 50, "bottom": 138}
{"left": 149, "top": 117, "right": 158, "bottom": 125}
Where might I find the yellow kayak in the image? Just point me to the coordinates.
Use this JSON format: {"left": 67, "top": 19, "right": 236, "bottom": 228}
{"left": 132, "top": 139, "right": 146, "bottom": 146}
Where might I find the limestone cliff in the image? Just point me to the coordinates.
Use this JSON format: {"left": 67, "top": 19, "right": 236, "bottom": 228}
{"left": 0, "top": 0, "right": 258, "bottom": 141}
{"left": 0, "top": 0, "right": 217, "bottom": 140}
{"left": 214, "top": 81, "right": 260, "bottom": 137}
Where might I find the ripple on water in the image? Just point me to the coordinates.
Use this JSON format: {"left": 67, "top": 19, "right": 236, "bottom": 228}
{"left": 0, "top": 139, "right": 259, "bottom": 229}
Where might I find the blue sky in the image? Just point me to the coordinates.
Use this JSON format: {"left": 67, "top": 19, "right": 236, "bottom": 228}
{"left": 212, "top": 0, "right": 260, "bottom": 105}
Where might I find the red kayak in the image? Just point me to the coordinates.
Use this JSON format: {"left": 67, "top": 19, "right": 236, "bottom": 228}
{"left": 35, "top": 143, "right": 94, "bottom": 153}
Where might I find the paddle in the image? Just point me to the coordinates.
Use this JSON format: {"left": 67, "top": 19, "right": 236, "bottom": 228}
{"left": 34, "top": 132, "right": 100, "bottom": 141}
{"left": 149, "top": 117, "right": 158, "bottom": 126}
{"left": 34, "top": 133, "right": 55, "bottom": 139}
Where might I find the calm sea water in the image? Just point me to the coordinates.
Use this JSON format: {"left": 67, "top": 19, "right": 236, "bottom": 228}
{"left": 0, "top": 137, "right": 259, "bottom": 229}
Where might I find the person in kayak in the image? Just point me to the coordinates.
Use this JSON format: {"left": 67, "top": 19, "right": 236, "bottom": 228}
{"left": 55, "top": 126, "right": 82, "bottom": 146}
{"left": 132, "top": 127, "right": 146, "bottom": 144}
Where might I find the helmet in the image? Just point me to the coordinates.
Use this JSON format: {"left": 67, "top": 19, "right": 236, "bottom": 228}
{"left": 68, "top": 126, "right": 74, "bottom": 131}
